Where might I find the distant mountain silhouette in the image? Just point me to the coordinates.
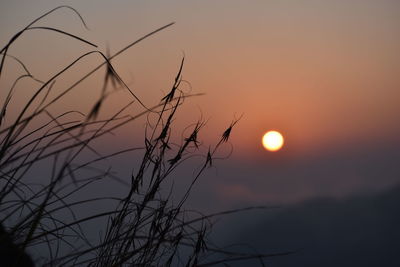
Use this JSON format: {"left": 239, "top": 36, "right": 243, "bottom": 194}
{"left": 225, "top": 185, "right": 400, "bottom": 266}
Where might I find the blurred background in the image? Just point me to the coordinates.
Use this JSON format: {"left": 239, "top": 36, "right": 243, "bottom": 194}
{"left": 1, "top": 1, "right": 400, "bottom": 265}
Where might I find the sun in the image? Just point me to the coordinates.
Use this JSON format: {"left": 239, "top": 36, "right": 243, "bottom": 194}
{"left": 262, "top": 131, "right": 284, "bottom": 152}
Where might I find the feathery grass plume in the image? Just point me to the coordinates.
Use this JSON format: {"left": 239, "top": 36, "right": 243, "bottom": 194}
{"left": 162, "top": 57, "right": 184, "bottom": 104}
{"left": 206, "top": 148, "right": 213, "bottom": 168}
{"left": 221, "top": 114, "right": 242, "bottom": 144}
{"left": 0, "top": 6, "right": 291, "bottom": 266}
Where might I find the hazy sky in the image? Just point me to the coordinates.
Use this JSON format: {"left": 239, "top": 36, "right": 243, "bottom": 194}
{"left": 1, "top": 0, "right": 400, "bottom": 207}
{"left": 2, "top": 1, "right": 400, "bottom": 265}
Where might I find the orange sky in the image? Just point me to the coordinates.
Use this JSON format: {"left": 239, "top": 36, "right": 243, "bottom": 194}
{"left": 1, "top": 0, "right": 400, "bottom": 205}
{"left": 2, "top": 1, "right": 399, "bottom": 154}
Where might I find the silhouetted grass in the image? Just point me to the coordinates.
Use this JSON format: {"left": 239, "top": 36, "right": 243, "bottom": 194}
{"left": 0, "top": 6, "right": 290, "bottom": 266}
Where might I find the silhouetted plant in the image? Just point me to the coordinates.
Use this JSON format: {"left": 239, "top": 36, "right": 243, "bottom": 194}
{"left": 0, "top": 6, "right": 291, "bottom": 266}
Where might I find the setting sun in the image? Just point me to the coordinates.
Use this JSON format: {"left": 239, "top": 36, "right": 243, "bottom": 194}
{"left": 262, "top": 131, "right": 284, "bottom": 152}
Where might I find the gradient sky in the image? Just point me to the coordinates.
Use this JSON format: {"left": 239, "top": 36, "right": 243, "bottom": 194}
{"left": 2, "top": 1, "right": 400, "bottom": 265}
{"left": 1, "top": 0, "right": 400, "bottom": 212}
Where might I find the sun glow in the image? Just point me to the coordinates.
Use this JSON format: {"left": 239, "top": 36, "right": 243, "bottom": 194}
{"left": 262, "top": 131, "right": 284, "bottom": 152}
